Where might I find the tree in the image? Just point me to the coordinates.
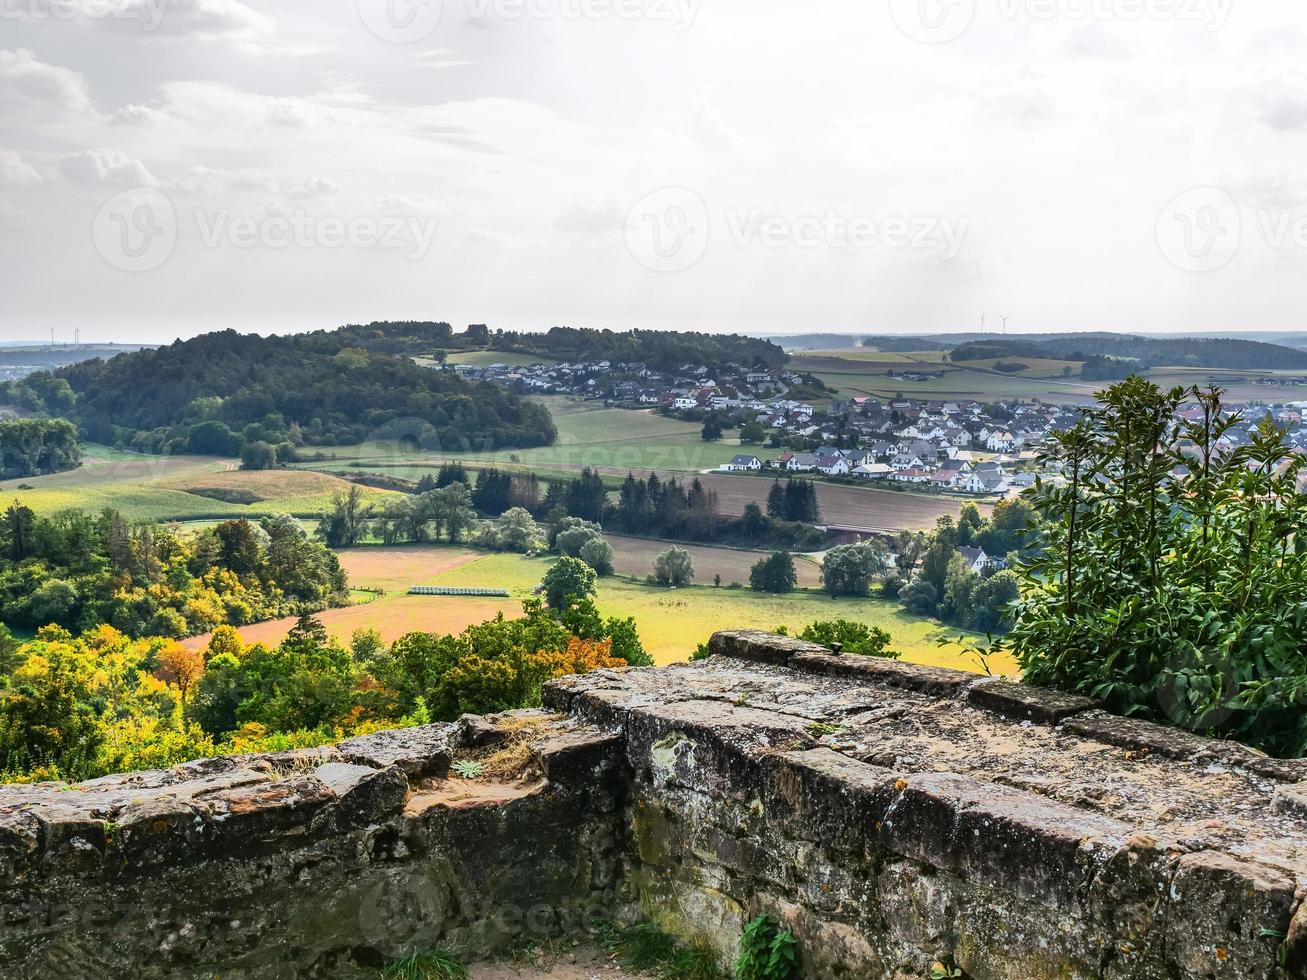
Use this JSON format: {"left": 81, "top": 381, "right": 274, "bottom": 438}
{"left": 918, "top": 517, "right": 960, "bottom": 597}
{"left": 701, "top": 418, "right": 723, "bottom": 441}
{"left": 995, "top": 380, "right": 1307, "bottom": 754}
{"left": 541, "top": 557, "right": 597, "bottom": 610}
{"left": 940, "top": 553, "right": 979, "bottom": 626}
{"left": 766, "top": 480, "right": 786, "bottom": 519}
{"left": 187, "top": 420, "right": 242, "bottom": 457}
{"left": 652, "top": 547, "right": 694, "bottom": 587}
{"left": 0, "top": 418, "right": 81, "bottom": 478}
{"left": 820, "top": 542, "right": 886, "bottom": 597}
{"left": 741, "top": 501, "right": 770, "bottom": 540}
{"left": 240, "top": 441, "right": 278, "bottom": 471}
{"left": 968, "top": 570, "right": 1019, "bottom": 634}
{"left": 491, "top": 507, "right": 539, "bottom": 553}
{"left": 740, "top": 421, "right": 767, "bottom": 444}
{"left": 156, "top": 643, "right": 205, "bottom": 708}
{"left": 957, "top": 503, "right": 984, "bottom": 546}
{"left": 579, "top": 537, "right": 615, "bottom": 577}
{"left": 430, "top": 482, "right": 477, "bottom": 543}
{"left": 976, "top": 498, "right": 1035, "bottom": 557}
{"left": 750, "top": 552, "right": 797, "bottom": 594}
{"left": 316, "top": 485, "right": 372, "bottom": 548}
{"left": 894, "top": 530, "right": 928, "bottom": 578}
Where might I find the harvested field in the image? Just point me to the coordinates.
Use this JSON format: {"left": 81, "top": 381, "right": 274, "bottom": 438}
{"left": 697, "top": 474, "right": 981, "bottom": 530}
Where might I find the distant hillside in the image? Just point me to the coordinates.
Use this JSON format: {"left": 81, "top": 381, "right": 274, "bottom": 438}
{"left": 341, "top": 322, "right": 788, "bottom": 371}
{"left": 951, "top": 334, "right": 1307, "bottom": 372}
{"left": 2, "top": 326, "right": 556, "bottom": 458}
{"left": 489, "top": 326, "right": 788, "bottom": 370}
{"left": 0, "top": 344, "right": 150, "bottom": 381}
{"left": 761, "top": 334, "right": 863, "bottom": 351}
{"left": 861, "top": 335, "right": 955, "bottom": 353}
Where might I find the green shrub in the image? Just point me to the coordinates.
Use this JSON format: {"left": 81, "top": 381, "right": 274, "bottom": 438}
{"left": 735, "top": 914, "right": 799, "bottom": 980}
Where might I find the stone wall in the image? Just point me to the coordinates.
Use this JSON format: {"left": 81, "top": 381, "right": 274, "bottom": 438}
{"left": 2, "top": 631, "right": 1307, "bottom": 978}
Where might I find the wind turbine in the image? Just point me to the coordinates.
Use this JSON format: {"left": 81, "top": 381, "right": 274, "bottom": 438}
{"left": 980, "top": 313, "right": 986, "bottom": 333}
{"left": 1000, "top": 315, "right": 1011, "bottom": 336}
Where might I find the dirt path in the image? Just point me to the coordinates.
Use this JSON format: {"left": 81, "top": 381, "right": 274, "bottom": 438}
{"left": 469, "top": 947, "right": 650, "bottom": 979}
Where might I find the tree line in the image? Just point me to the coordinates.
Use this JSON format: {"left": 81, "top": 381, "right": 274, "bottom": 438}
{"left": 0, "top": 418, "right": 80, "bottom": 479}
{"left": 0, "top": 504, "right": 348, "bottom": 637}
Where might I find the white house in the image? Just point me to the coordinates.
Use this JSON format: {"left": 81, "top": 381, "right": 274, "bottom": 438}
{"left": 852, "top": 463, "right": 892, "bottom": 480}
{"left": 816, "top": 457, "right": 850, "bottom": 477}
{"left": 986, "top": 430, "right": 1016, "bottom": 453}
{"left": 721, "top": 454, "right": 763, "bottom": 473}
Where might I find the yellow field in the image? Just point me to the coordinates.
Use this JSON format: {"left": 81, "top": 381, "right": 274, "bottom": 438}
{"left": 188, "top": 544, "right": 1011, "bottom": 675}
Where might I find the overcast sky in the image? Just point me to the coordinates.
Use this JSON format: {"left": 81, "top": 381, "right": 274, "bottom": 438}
{"left": 2, "top": 0, "right": 1307, "bottom": 343}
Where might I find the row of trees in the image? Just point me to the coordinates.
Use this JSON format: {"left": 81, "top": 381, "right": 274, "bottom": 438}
{"left": 0, "top": 418, "right": 80, "bottom": 479}
{"left": 0, "top": 504, "right": 348, "bottom": 637}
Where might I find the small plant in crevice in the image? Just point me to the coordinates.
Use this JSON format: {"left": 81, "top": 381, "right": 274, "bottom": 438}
{"left": 450, "top": 759, "right": 486, "bottom": 779}
{"left": 380, "top": 948, "right": 467, "bottom": 980}
{"left": 929, "top": 959, "right": 965, "bottom": 980}
{"left": 735, "top": 914, "right": 799, "bottom": 980}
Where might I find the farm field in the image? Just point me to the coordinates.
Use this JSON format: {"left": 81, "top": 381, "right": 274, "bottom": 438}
{"left": 297, "top": 399, "right": 752, "bottom": 479}
{"left": 187, "top": 544, "right": 1008, "bottom": 674}
{"left": 790, "top": 352, "right": 1099, "bottom": 403}
{"left": 4, "top": 446, "right": 396, "bottom": 520}
{"left": 439, "top": 351, "right": 561, "bottom": 368}
{"left": 698, "top": 474, "right": 978, "bottom": 529}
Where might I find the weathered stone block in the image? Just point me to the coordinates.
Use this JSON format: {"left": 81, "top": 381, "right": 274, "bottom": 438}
{"left": 1165, "top": 852, "right": 1295, "bottom": 977}
{"left": 338, "top": 724, "right": 453, "bottom": 779}
{"left": 708, "top": 629, "right": 827, "bottom": 665}
{"left": 313, "top": 763, "right": 408, "bottom": 826}
{"left": 967, "top": 678, "right": 1098, "bottom": 723}
{"left": 791, "top": 651, "right": 976, "bottom": 698}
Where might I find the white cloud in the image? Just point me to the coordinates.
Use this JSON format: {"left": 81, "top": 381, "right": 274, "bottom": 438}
{"left": 285, "top": 175, "right": 341, "bottom": 198}
{"left": 0, "top": 151, "right": 42, "bottom": 188}
{"left": 0, "top": 49, "right": 93, "bottom": 114}
{"left": 1243, "top": 70, "right": 1307, "bottom": 131}
{"left": 57, "top": 149, "right": 156, "bottom": 186}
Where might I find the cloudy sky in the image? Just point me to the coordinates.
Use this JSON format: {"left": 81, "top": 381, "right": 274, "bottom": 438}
{"left": 2, "top": 0, "right": 1307, "bottom": 343}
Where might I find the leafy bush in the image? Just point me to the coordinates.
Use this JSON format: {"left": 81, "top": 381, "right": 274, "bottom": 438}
{"left": 735, "top": 914, "right": 799, "bottom": 980}
{"left": 798, "top": 620, "right": 900, "bottom": 659}
{"left": 1000, "top": 379, "right": 1307, "bottom": 756}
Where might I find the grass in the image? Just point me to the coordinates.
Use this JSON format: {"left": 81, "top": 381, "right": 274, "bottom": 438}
{"left": 438, "top": 350, "right": 561, "bottom": 368}
{"left": 380, "top": 949, "right": 467, "bottom": 980}
{"left": 3, "top": 446, "right": 398, "bottom": 521}
{"left": 298, "top": 399, "right": 750, "bottom": 479}
{"left": 597, "top": 921, "right": 725, "bottom": 980}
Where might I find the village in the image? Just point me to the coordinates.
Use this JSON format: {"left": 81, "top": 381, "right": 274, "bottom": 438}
{"left": 446, "top": 356, "right": 1307, "bottom": 499}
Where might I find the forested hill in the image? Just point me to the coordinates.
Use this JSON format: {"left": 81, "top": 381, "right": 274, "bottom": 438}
{"left": 488, "top": 327, "right": 788, "bottom": 370}
{"left": 951, "top": 334, "right": 1307, "bottom": 370}
{"left": 9, "top": 327, "right": 556, "bottom": 457}
{"left": 306, "top": 322, "right": 789, "bottom": 371}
